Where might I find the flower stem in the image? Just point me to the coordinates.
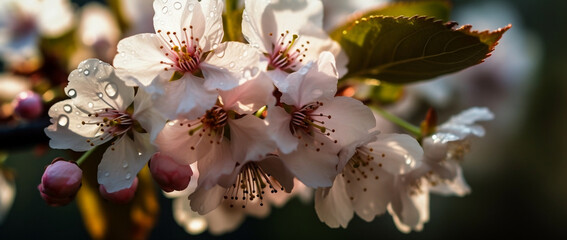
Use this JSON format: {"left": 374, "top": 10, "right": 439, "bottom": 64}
{"left": 372, "top": 106, "right": 421, "bottom": 136}
{"left": 76, "top": 146, "right": 98, "bottom": 166}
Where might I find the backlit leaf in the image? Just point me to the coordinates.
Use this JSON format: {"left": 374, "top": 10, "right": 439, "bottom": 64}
{"left": 336, "top": 16, "right": 511, "bottom": 83}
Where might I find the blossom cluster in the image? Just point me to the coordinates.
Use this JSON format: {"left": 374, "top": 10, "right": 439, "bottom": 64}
{"left": 41, "top": 0, "right": 493, "bottom": 235}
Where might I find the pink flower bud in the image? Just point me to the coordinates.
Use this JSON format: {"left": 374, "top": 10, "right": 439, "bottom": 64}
{"left": 149, "top": 152, "right": 192, "bottom": 192}
{"left": 99, "top": 177, "right": 138, "bottom": 204}
{"left": 38, "top": 159, "right": 82, "bottom": 206}
{"left": 12, "top": 90, "right": 43, "bottom": 120}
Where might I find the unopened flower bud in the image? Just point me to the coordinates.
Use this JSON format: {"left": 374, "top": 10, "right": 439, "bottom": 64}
{"left": 99, "top": 177, "right": 138, "bottom": 204}
{"left": 38, "top": 158, "right": 82, "bottom": 206}
{"left": 149, "top": 152, "right": 192, "bottom": 192}
{"left": 12, "top": 90, "right": 43, "bottom": 120}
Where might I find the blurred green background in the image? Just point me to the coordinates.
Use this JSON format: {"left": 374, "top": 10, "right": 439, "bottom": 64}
{"left": 1, "top": 0, "right": 566, "bottom": 239}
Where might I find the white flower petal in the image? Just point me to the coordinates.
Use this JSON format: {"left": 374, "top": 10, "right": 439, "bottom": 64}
{"left": 172, "top": 197, "right": 208, "bottom": 235}
{"left": 314, "top": 175, "right": 353, "bottom": 228}
{"left": 389, "top": 179, "right": 429, "bottom": 233}
{"left": 193, "top": 0, "right": 224, "bottom": 51}
{"left": 45, "top": 100, "right": 107, "bottom": 151}
{"left": 189, "top": 184, "right": 226, "bottom": 214}
{"left": 196, "top": 141, "right": 235, "bottom": 190}
{"left": 279, "top": 52, "right": 338, "bottom": 106}
{"left": 368, "top": 134, "right": 424, "bottom": 175}
{"left": 113, "top": 33, "right": 172, "bottom": 87}
{"left": 97, "top": 132, "right": 154, "bottom": 193}
{"left": 219, "top": 74, "right": 274, "bottom": 115}
{"left": 266, "top": 106, "right": 298, "bottom": 154}
{"left": 152, "top": 75, "right": 218, "bottom": 120}
{"left": 205, "top": 202, "right": 247, "bottom": 235}
{"left": 429, "top": 165, "right": 471, "bottom": 197}
{"left": 66, "top": 59, "right": 134, "bottom": 112}
{"left": 337, "top": 131, "right": 379, "bottom": 171}
{"left": 257, "top": 155, "right": 295, "bottom": 193}
{"left": 345, "top": 163, "right": 393, "bottom": 222}
{"left": 280, "top": 143, "right": 338, "bottom": 188}
{"left": 314, "top": 96, "right": 375, "bottom": 148}
{"left": 228, "top": 116, "right": 276, "bottom": 163}
{"left": 132, "top": 89, "right": 166, "bottom": 142}
{"left": 242, "top": 0, "right": 271, "bottom": 53}
{"left": 201, "top": 42, "right": 268, "bottom": 91}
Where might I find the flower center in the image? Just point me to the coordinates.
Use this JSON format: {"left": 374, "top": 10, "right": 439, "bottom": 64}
{"left": 342, "top": 146, "right": 383, "bottom": 202}
{"left": 267, "top": 31, "right": 309, "bottom": 72}
{"left": 82, "top": 108, "right": 134, "bottom": 147}
{"left": 174, "top": 105, "right": 229, "bottom": 150}
{"left": 223, "top": 162, "right": 284, "bottom": 208}
{"left": 157, "top": 27, "right": 202, "bottom": 76}
{"left": 288, "top": 102, "right": 337, "bottom": 150}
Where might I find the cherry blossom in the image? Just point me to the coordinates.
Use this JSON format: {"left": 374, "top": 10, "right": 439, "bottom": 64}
{"left": 44, "top": 59, "right": 166, "bottom": 193}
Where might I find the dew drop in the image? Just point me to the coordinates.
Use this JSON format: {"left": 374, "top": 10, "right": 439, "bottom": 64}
{"left": 137, "top": 152, "right": 142, "bottom": 156}
{"left": 67, "top": 89, "right": 77, "bottom": 98}
{"left": 88, "top": 102, "right": 94, "bottom": 108}
{"left": 188, "top": 3, "right": 194, "bottom": 11}
{"left": 125, "top": 173, "right": 132, "bottom": 180}
{"left": 57, "top": 115, "right": 69, "bottom": 127}
{"left": 83, "top": 70, "right": 90, "bottom": 76}
{"left": 78, "top": 68, "right": 83, "bottom": 73}
{"left": 229, "top": 62, "right": 235, "bottom": 68}
{"left": 250, "top": 67, "right": 259, "bottom": 76}
{"left": 122, "top": 163, "right": 128, "bottom": 168}
{"left": 105, "top": 83, "right": 118, "bottom": 98}
{"left": 173, "top": 2, "right": 182, "bottom": 10}
{"left": 63, "top": 104, "right": 72, "bottom": 113}
{"left": 104, "top": 172, "right": 110, "bottom": 177}
{"left": 76, "top": 124, "right": 82, "bottom": 128}
{"left": 216, "top": 50, "right": 225, "bottom": 58}
{"left": 212, "top": 43, "right": 218, "bottom": 50}
{"left": 243, "top": 69, "right": 252, "bottom": 79}
{"left": 96, "top": 92, "right": 103, "bottom": 98}
{"left": 242, "top": 50, "right": 248, "bottom": 57}
{"left": 162, "top": 6, "right": 168, "bottom": 14}
{"left": 209, "top": 11, "right": 214, "bottom": 17}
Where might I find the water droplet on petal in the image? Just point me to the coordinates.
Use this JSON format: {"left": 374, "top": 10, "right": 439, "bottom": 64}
{"left": 242, "top": 50, "right": 248, "bottom": 57}
{"left": 76, "top": 124, "right": 82, "bottom": 128}
{"left": 88, "top": 102, "right": 94, "bottom": 108}
{"left": 162, "top": 6, "right": 168, "bottom": 14}
{"left": 251, "top": 67, "right": 258, "bottom": 76}
{"left": 105, "top": 83, "right": 118, "bottom": 98}
{"left": 122, "top": 163, "right": 128, "bottom": 168}
{"left": 57, "top": 115, "right": 69, "bottom": 127}
{"left": 209, "top": 11, "right": 214, "bottom": 17}
{"left": 212, "top": 44, "right": 218, "bottom": 50}
{"left": 63, "top": 104, "right": 72, "bottom": 113}
{"left": 216, "top": 50, "right": 225, "bottom": 58}
{"left": 83, "top": 70, "right": 90, "bottom": 76}
{"left": 173, "top": 2, "right": 182, "bottom": 10}
{"left": 188, "top": 3, "right": 194, "bottom": 11}
{"left": 78, "top": 68, "right": 83, "bottom": 73}
{"left": 138, "top": 152, "right": 142, "bottom": 156}
{"left": 229, "top": 62, "right": 235, "bottom": 68}
{"left": 96, "top": 92, "right": 103, "bottom": 98}
{"left": 125, "top": 173, "right": 132, "bottom": 180}
{"left": 104, "top": 172, "right": 110, "bottom": 177}
{"left": 67, "top": 89, "right": 76, "bottom": 98}
{"left": 243, "top": 69, "right": 252, "bottom": 79}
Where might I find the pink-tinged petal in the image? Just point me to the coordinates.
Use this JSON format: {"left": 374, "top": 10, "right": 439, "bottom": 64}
{"left": 171, "top": 197, "right": 208, "bottom": 235}
{"left": 368, "top": 133, "right": 424, "bottom": 175}
{"left": 228, "top": 115, "right": 276, "bottom": 163}
{"left": 132, "top": 89, "right": 166, "bottom": 142}
{"left": 45, "top": 100, "right": 106, "bottom": 151}
{"left": 429, "top": 165, "right": 471, "bottom": 197}
{"left": 345, "top": 163, "right": 393, "bottom": 222}
{"left": 201, "top": 42, "right": 267, "bottom": 91}
{"left": 314, "top": 96, "right": 375, "bottom": 148}
{"left": 97, "top": 132, "right": 154, "bottom": 193}
{"left": 153, "top": 0, "right": 205, "bottom": 42}
{"left": 242, "top": 0, "right": 271, "bottom": 53}
{"left": 219, "top": 73, "right": 274, "bottom": 115}
{"left": 257, "top": 155, "right": 295, "bottom": 193}
{"left": 193, "top": 0, "right": 224, "bottom": 51}
{"left": 152, "top": 75, "right": 218, "bottom": 120}
{"left": 196, "top": 141, "right": 235, "bottom": 190}
{"left": 263, "top": 0, "right": 323, "bottom": 38}
{"left": 155, "top": 120, "right": 208, "bottom": 165}
{"left": 314, "top": 175, "right": 353, "bottom": 228}
{"left": 66, "top": 58, "right": 134, "bottom": 111}
{"left": 389, "top": 179, "right": 429, "bottom": 233}
{"left": 278, "top": 51, "right": 338, "bottom": 106}
{"left": 280, "top": 142, "right": 339, "bottom": 188}
{"left": 265, "top": 68, "right": 289, "bottom": 84}
{"left": 204, "top": 202, "right": 247, "bottom": 235}
{"left": 113, "top": 33, "right": 173, "bottom": 87}
{"left": 189, "top": 184, "right": 226, "bottom": 214}
{"left": 437, "top": 107, "right": 493, "bottom": 139}
{"left": 266, "top": 106, "right": 298, "bottom": 154}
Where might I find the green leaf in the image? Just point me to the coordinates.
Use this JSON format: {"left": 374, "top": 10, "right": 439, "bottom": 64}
{"left": 336, "top": 16, "right": 511, "bottom": 84}
{"left": 330, "top": 0, "right": 452, "bottom": 39}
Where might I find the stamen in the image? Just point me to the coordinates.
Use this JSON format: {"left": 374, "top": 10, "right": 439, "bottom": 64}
{"left": 223, "top": 162, "right": 285, "bottom": 208}
{"left": 268, "top": 31, "right": 309, "bottom": 72}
